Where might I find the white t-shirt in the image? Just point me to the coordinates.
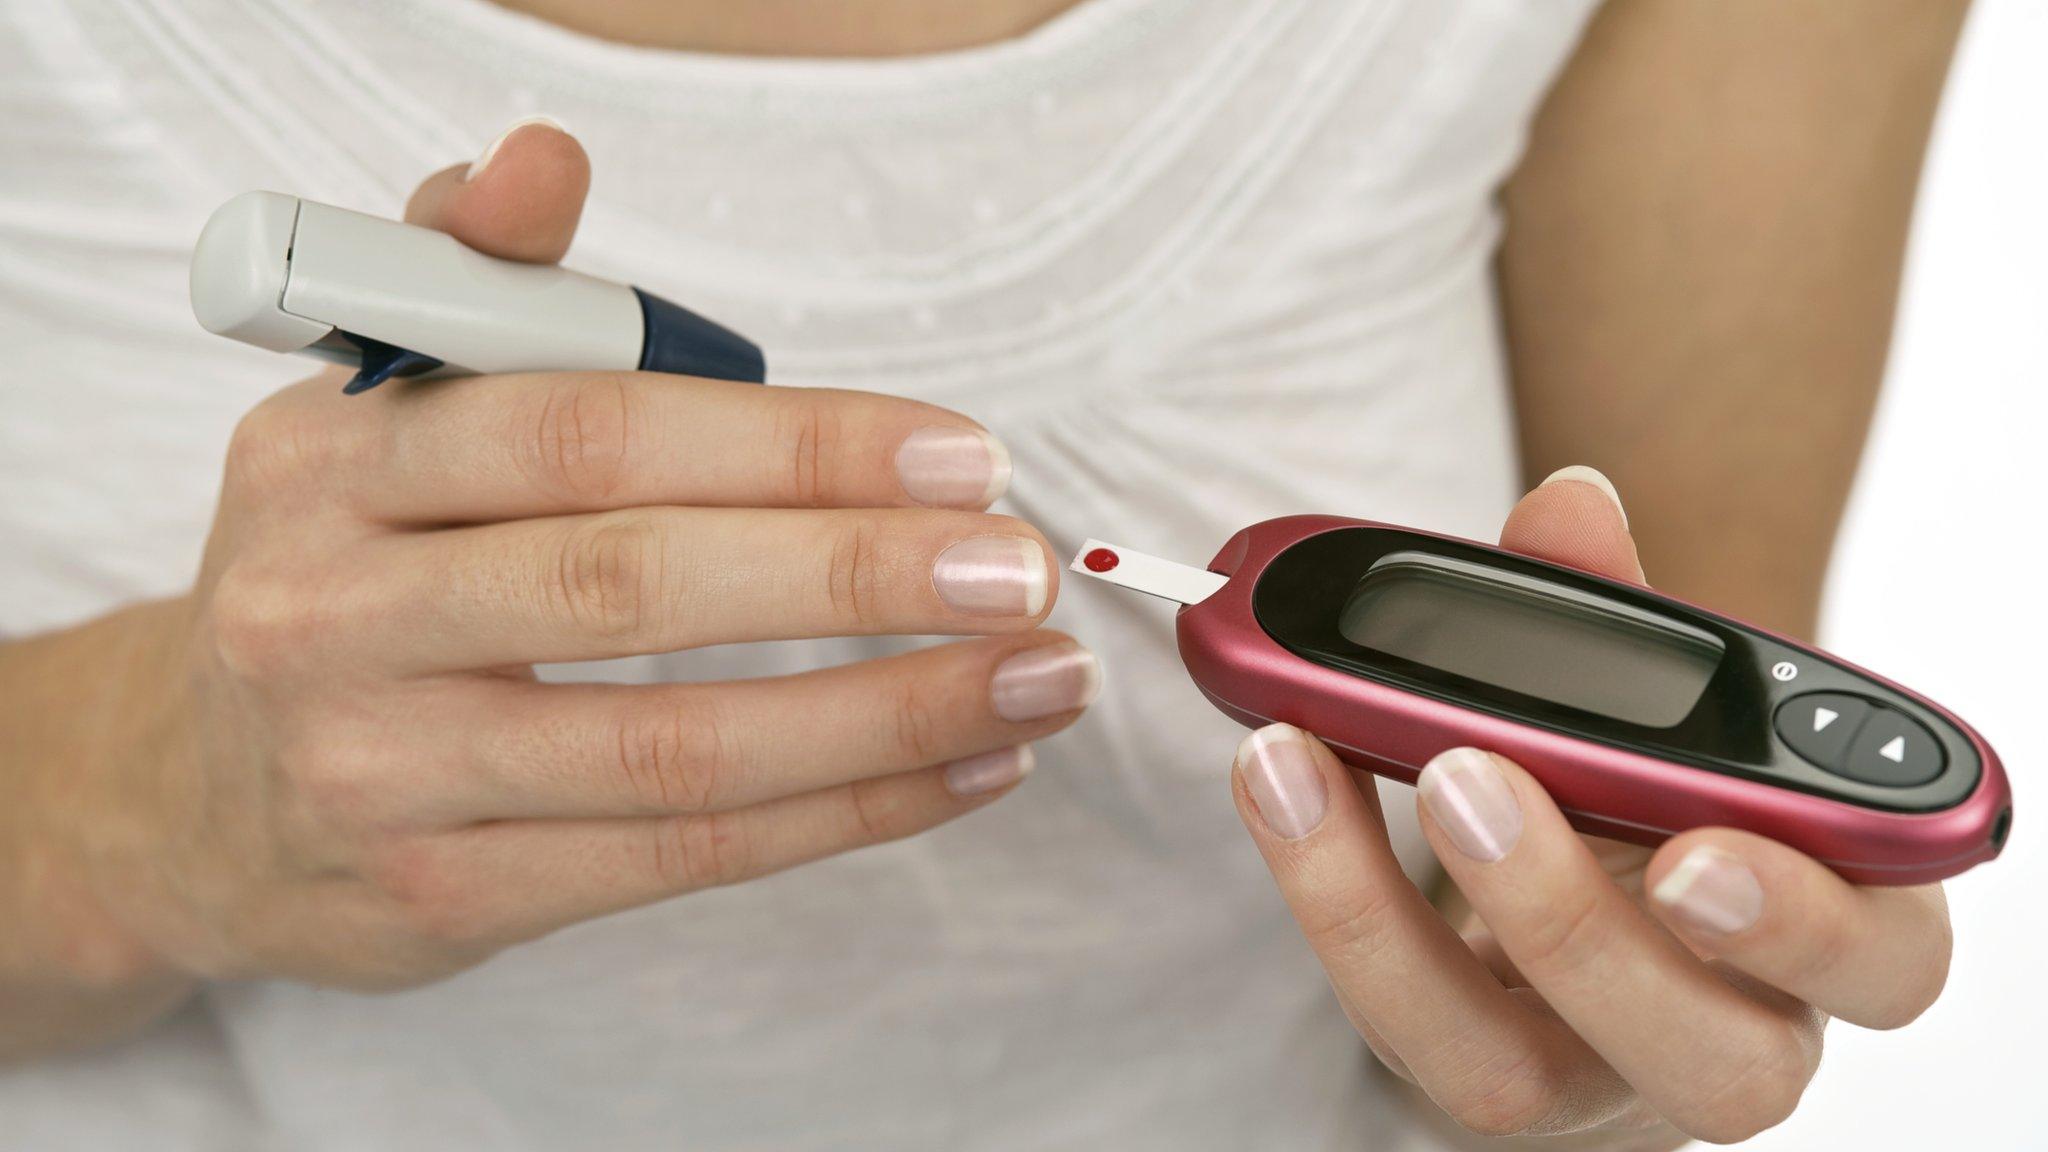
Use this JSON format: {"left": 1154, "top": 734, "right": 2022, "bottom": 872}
{"left": 0, "top": 0, "right": 1598, "bottom": 1146}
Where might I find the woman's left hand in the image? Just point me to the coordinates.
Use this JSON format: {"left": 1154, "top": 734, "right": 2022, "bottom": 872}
{"left": 1230, "top": 468, "right": 1952, "bottom": 1146}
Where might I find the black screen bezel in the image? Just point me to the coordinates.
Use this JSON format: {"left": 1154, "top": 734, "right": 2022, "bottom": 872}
{"left": 1252, "top": 527, "right": 1980, "bottom": 813}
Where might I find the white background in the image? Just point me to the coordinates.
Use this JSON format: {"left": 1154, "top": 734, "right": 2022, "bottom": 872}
{"left": 1747, "top": 1, "right": 2046, "bottom": 1147}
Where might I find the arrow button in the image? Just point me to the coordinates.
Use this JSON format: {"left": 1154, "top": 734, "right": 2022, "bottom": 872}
{"left": 1774, "top": 693, "right": 1870, "bottom": 769}
{"left": 1840, "top": 710, "right": 1945, "bottom": 787}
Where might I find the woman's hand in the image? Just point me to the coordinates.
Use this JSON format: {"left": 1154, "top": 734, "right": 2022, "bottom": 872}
{"left": 1230, "top": 469, "right": 1951, "bottom": 1146}
{"left": 3, "top": 122, "right": 1098, "bottom": 1039}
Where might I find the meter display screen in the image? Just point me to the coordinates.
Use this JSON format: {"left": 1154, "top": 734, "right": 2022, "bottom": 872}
{"left": 1336, "top": 556, "right": 1724, "bottom": 729}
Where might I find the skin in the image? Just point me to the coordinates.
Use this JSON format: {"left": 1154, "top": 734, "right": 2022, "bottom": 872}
{"left": 491, "top": 0, "right": 1086, "bottom": 57}
{"left": 1502, "top": 0, "right": 1973, "bottom": 636}
{"left": 0, "top": 1, "right": 1973, "bottom": 1146}
{"left": 0, "top": 128, "right": 1087, "bottom": 1057}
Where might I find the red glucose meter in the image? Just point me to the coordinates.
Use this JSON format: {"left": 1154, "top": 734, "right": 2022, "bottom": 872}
{"left": 1072, "top": 516, "right": 2011, "bottom": 885}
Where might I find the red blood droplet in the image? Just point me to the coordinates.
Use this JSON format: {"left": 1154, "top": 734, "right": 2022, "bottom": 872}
{"left": 1083, "top": 548, "right": 1120, "bottom": 573}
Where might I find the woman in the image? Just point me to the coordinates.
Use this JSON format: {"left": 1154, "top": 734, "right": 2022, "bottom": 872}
{"left": 0, "top": 0, "right": 1969, "bottom": 1146}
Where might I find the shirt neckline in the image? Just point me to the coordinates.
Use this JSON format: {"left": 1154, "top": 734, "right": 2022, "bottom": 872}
{"left": 355, "top": 0, "right": 1160, "bottom": 100}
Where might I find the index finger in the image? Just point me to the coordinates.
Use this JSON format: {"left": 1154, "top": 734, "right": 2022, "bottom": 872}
{"left": 1231, "top": 725, "right": 1632, "bottom": 1136}
{"left": 352, "top": 372, "right": 1011, "bottom": 521}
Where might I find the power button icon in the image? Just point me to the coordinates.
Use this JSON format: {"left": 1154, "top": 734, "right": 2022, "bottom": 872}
{"left": 1771, "top": 661, "right": 1799, "bottom": 683}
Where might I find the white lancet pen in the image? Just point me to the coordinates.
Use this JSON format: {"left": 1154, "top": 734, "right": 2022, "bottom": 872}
{"left": 190, "top": 191, "right": 764, "bottom": 394}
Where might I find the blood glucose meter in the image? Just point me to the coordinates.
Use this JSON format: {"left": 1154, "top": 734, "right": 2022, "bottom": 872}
{"left": 1073, "top": 516, "right": 2011, "bottom": 884}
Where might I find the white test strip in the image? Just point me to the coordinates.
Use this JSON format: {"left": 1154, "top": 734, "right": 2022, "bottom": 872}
{"left": 1069, "top": 539, "right": 1230, "bottom": 606}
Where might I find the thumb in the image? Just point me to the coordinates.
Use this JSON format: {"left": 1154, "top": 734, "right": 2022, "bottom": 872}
{"left": 402, "top": 116, "right": 590, "bottom": 264}
{"left": 1499, "top": 465, "right": 1645, "bottom": 585}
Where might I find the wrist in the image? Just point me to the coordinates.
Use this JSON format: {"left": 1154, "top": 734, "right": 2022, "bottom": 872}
{"left": 0, "top": 598, "right": 202, "bottom": 1051}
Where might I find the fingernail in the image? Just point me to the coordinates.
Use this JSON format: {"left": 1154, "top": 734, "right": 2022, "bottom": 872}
{"left": 1237, "top": 724, "right": 1328, "bottom": 840}
{"left": 1418, "top": 748, "right": 1523, "bottom": 862}
{"left": 944, "top": 745, "right": 1035, "bottom": 797}
{"left": 895, "top": 427, "right": 1012, "bottom": 509}
{"left": 932, "top": 536, "right": 1049, "bottom": 617}
{"left": 990, "top": 643, "right": 1102, "bottom": 722}
{"left": 1651, "top": 846, "right": 1764, "bottom": 935}
{"left": 466, "top": 114, "right": 568, "bottom": 182}
{"left": 1540, "top": 465, "right": 1628, "bottom": 530}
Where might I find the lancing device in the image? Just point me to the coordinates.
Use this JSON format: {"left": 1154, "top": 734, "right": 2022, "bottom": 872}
{"left": 1073, "top": 517, "right": 2012, "bottom": 884}
{"left": 189, "top": 191, "right": 764, "bottom": 394}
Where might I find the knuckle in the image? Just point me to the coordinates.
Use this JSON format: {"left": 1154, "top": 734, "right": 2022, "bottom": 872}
{"left": 823, "top": 519, "right": 886, "bottom": 629}
{"left": 1666, "top": 1024, "right": 1811, "bottom": 1143}
{"left": 368, "top": 843, "right": 486, "bottom": 948}
{"left": 365, "top": 841, "right": 436, "bottom": 906}
{"left": 1781, "top": 898, "right": 1857, "bottom": 993}
{"left": 612, "top": 696, "right": 745, "bottom": 814}
{"left": 890, "top": 680, "right": 944, "bottom": 765}
{"left": 780, "top": 397, "right": 846, "bottom": 507}
{"left": 208, "top": 558, "right": 317, "bottom": 676}
{"left": 650, "top": 811, "right": 754, "bottom": 892}
{"left": 844, "top": 776, "right": 911, "bottom": 845}
{"left": 1293, "top": 881, "right": 1405, "bottom": 968}
{"left": 527, "top": 375, "right": 637, "bottom": 504}
{"left": 1780, "top": 895, "right": 1952, "bottom": 1031}
{"left": 226, "top": 391, "right": 370, "bottom": 496}
{"left": 1509, "top": 889, "right": 1611, "bottom": 976}
{"left": 224, "top": 398, "right": 325, "bottom": 492}
{"left": 278, "top": 741, "right": 382, "bottom": 830}
{"left": 1437, "top": 1050, "right": 1559, "bottom": 1138}
{"left": 552, "top": 514, "right": 666, "bottom": 639}
{"left": 52, "top": 925, "right": 176, "bottom": 993}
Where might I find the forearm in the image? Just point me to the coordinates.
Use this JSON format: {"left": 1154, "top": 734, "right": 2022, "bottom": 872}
{"left": 1499, "top": 0, "right": 1969, "bottom": 638}
{"left": 0, "top": 602, "right": 197, "bottom": 1062}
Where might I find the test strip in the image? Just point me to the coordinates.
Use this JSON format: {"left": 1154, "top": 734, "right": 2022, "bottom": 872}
{"left": 1069, "top": 539, "right": 1230, "bottom": 606}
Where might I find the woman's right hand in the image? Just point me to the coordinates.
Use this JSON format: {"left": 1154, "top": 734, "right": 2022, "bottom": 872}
{"left": 36, "top": 121, "right": 1099, "bottom": 996}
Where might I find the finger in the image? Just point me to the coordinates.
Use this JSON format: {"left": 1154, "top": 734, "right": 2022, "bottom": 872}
{"left": 1416, "top": 747, "right": 1825, "bottom": 1144}
{"left": 1500, "top": 465, "right": 1644, "bottom": 584}
{"left": 1233, "top": 724, "right": 1634, "bottom": 1137}
{"left": 399, "top": 744, "right": 1037, "bottom": 945}
{"left": 403, "top": 117, "right": 589, "bottom": 264}
{"left": 425, "top": 633, "right": 1099, "bottom": 820}
{"left": 1453, "top": 922, "right": 1530, "bottom": 990}
{"left": 365, "top": 507, "right": 1057, "bottom": 670}
{"left": 1646, "top": 829, "right": 1951, "bottom": 1030}
{"left": 361, "top": 374, "right": 1010, "bottom": 521}
{"left": 1425, "top": 874, "right": 1534, "bottom": 988}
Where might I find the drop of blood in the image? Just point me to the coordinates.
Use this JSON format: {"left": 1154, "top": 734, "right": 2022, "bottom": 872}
{"left": 1083, "top": 548, "right": 1120, "bottom": 572}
